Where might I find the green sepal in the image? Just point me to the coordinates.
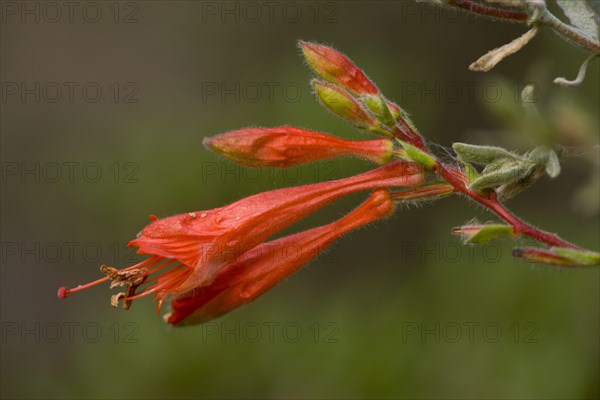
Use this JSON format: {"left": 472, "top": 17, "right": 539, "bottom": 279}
{"left": 363, "top": 94, "right": 396, "bottom": 127}
{"left": 399, "top": 141, "right": 436, "bottom": 170}
{"left": 552, "top": 247, "right": 600, "bottom": 266}
{"left": 468, "top": 224, "right": 515, "bottom": 244}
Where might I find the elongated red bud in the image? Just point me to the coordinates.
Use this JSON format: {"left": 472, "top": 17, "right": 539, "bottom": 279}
{"left": 299, "top": 41, "right": 378, "bottom": 96}
{"left": 205, "top": 126, "right": 394, "bottom": 167}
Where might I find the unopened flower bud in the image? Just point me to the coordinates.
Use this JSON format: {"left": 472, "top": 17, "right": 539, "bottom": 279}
{"left": 385, "top": 100, "right": 403, "bottom": 121}
{"left": 363, "top": 94, "right": 396, "bottom": 126}
{"left": 453, "top": 223, "right": 516, "bottom": 244}
{"left": 513, "top": 247, "right": 600, "bottom": 267}
{"left": 312, "top": 80, "right": 387, "bottom": 135}
{"left": 205, "top": 126, "right": 394, "bottom": 167}
{"left": 299, "top": 41, "right": 379, "bottom": 96}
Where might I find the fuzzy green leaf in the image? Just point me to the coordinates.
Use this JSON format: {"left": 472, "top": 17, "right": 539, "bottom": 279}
{"left": 526, "top": 146, "right": 561, "bottom": 178}
{"left": 453, "top": 143, "right": 522, "bottom": 165}
{"left": 469, "top": 160, "right": 535, "bottom": 191}
{"left": 556, "top": 0, "right": 600, "bottom": 44}
{"left": 463, "top": 161, "right": 481, "bottom": 184}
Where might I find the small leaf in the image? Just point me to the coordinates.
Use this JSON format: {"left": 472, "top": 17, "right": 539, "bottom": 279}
{"left": 556, "top": 0, "right": 600, "bottom": 44}
{"left": 453, "top": 143, "right": 521, "bottom": 165}
{"left": 545, "top": 149, "right": 561, "bottom": 178}
{"left": 526, "top": 146, "right": 550, "bottom": 163}
{"left": 527, "top": 146, "right": 561, "bottom": 178}
{"left": 469, "top": 160, "right": 535, "bottom": 191}
{"left": 469, "top": 27, "right": 538, "bottom": 72}
{"left": 455, "top": 147, "right": 481, "bottom": 184}
{"left": 554, "top": 54, "right": 599, "bottom": 88}
{"left": 463, "top": 161, "right": 481, "bottom": 184}
{"left": 496, "top": 167, "right": 545, "bottom": 200}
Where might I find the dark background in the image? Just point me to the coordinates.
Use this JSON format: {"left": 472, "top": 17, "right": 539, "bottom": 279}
{"left": 1, "top": 1, "right": 599, "bottom": 398}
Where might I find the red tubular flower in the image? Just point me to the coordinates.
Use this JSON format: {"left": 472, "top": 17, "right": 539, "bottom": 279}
{"left": 132, "top": 160, "right": 421, "bottom": 290}
{"left": 59, "top": 161, "right": 422, "bottom": 310}
{"left": 166, "top": 189, "right": 395, "bottom": 325}
{"left": 299, "top": 41, "right": 379, "bottom": 96}
{"left": 204, "top": 126, "right": 393, "bottom": 167}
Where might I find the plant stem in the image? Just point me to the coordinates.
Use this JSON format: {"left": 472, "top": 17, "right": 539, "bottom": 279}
{"left": 392, "top": 126, "right": 579, "bottom": 249}
{"left": 446, "top": 0, "right": 529, "bottom": 21}
{"left": 444, "top": 0, "right": 600, "bottom": 54}
{"left": 436, "top": 161, "right": 578, "bottom": 248}
{"left": 540, "top": 10, "right": 600, "bottom": 54}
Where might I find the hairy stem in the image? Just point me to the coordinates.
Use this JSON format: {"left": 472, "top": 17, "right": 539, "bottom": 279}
{"left": 446, "top": 0, "right": 529, "bottom": 21}
{"left": 392, "top": 126, "right": 579, "bottom": 249}
{"left": 540, "top": 10, "right": 600, "bottom": 54}
{"left": 391, "top": 183, "right": 454, "bottom": 201}
{"left": 437, "top": 161, "right": 578, "bottom": 248}
{"left": 444, "top": 0, "right": 600, "bottom": 54}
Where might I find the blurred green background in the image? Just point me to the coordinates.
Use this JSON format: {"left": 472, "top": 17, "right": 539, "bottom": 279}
{"left": 1, "top": 1, "right": 598, "bottom": 398}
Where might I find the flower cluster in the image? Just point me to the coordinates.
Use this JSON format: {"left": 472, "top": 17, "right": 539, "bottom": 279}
{"left": 58, "top": 42, "right": 432, "bottom": 326}
{"left": 59, "top": 40, "right": 599, "bottom": 326}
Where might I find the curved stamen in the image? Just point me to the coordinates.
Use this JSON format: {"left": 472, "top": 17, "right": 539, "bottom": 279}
{"left": 58, "top": 255, "right": 191, "bottom": 311}
{"left": 124, "top": 266, "right": 191, "bottom": 301}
